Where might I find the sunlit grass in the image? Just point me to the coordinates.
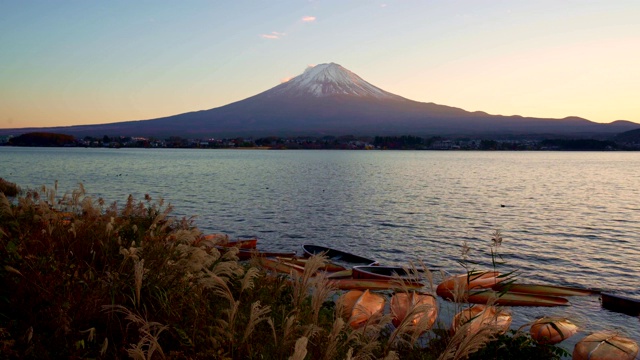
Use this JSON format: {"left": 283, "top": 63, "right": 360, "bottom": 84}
{"left": 0, "top": 183, "right": 570, "bottom": 359}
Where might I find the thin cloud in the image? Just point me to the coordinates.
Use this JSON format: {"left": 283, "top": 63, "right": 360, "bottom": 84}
{"left": 280, "top": 76, "right": 293, "bottom": 83}
{"left": 259, "top": 31, "right": 286, "bottom": 40}
{"left": 301, "top": 16, "right": 316, "bottom": 22}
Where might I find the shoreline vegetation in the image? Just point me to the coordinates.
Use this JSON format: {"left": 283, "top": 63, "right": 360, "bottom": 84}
{"left": 2, "top": 131, "right": 640, "bottom": 150}
{"left": 1, "top": 181, "right": 637, "bottom": 359}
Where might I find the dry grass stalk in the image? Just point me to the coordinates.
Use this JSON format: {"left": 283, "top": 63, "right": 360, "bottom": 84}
{"left": 289, "top": 336, "right": 308, "bottom": 360}
{"left": 103, "top": 305, "right": 168, "bottom": 360}
{"left": 291, "top": 254, "right": 325, "bottom": 309}
{"left": 241, "top": 301, "right": 271, "bottom": 344}
{"left": 321, "top": 317, "right": 346, "bottom": 360}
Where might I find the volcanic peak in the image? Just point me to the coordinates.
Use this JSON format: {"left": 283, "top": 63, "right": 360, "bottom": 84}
{"left": 269, "top": 62, "right": 401, "bottom": 99}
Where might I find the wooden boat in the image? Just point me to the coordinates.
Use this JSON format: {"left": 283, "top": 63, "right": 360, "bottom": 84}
{"left": 466, "top": 290, "right": 570, "bottom": 307}
{"left": 492, "top": 283, "right": 597, "bottom": 297}
{"left": 257, "top": 257, "right": 305, "bottom": 276}
{"left": 217, "top": 247, "right": 297, "bottom": 261}
{"left": 276, "top": 257, "right": 347, "bottom": 272}
{"left": 451, "top": 305, "right": 511, "bottom": 335}
{"left": 340, "top": 290, "right": 386, "bottom": 329}
{"left": 436, "top": 271, "right": 502, "bottom": 300}
{"left": 328, "top": 278, "right": 424, "bottom": 291}
{"left": 198, "top": 234, "right": 258, "bottom": 249}
{"left": 352, "top": 266, "right": 422, "bottom": 284}
{"left": 573, "top": 331, "right": 638, "bottom": 360}
{"left": 601, "top": 292, "right": 640, "bottom": 316}
{"left": 390, "top": 292, "right": 438, "bottom": 329}
{"left": 529, "top": 317, "right": 578, "bottom": 345}
{"left": 302, "top": 244, "right": 377, "bottom": 266}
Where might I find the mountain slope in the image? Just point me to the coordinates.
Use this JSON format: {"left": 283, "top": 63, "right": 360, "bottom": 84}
{"left": 1, "top": 63, "right": 638, "bottom": 138}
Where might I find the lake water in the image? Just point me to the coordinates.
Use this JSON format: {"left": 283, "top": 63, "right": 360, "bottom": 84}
{"left": 2, "top": 147, "right": 639, "bottom": 350}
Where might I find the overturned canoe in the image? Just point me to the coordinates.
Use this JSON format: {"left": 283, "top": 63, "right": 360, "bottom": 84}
{"left": 530, "top": 317, "right": 578, "bottom": 345}
{"left": 352, "top": 266, "right": 422, "bottom": 283}
{"left": 573, "top": 331, "right": 638, "bottom": 360}
{"left": 329, "top": 278, "right": 424, "bottom": 291}
{"left": 492, "top": 283, "right": 597, "bottom": 297}
{"left": 302, "top": 244, "right": 377, "bottom": 266}
{"left": 391, "top": 292, "right": 438, "bottom": 329}
{"left": 340, "top": 290, "right": 386, "bottom": 329}
{"left": 451, "top": 305, "right": 511, "bottom": 335}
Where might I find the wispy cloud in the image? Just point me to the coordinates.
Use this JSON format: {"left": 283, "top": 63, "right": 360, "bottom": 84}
{"left": 301, "top": 16, "right": 316, "bottom": 22}
{"left": 259, "top": 31, "right": 286, "bottom": 40}
{"left": 280, "top": 76, "right": 293, "bottom": 83}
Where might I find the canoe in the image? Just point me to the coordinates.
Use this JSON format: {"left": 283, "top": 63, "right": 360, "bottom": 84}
{"left": 451, "top": 305, "right": 511, "bottom": 335}
{"left": 352, "top": 266, "right": 422, "bottom": 283}
{"left": 340, "top": 290, "right": 386, "bottom": 329}
{"left": 390, "top": 292, "right": 438, "bottom": 329}
{"left": 573, "top": 331, "right": 638, "bottom": 360}
{"left": 601, "top": 292, "right": 640, "bottom": 316}
{"left": 199, "top": 234, "right": 258, "bottom": 249}
{"left": 257, "top": 257, "right": 305, "bottom": 276}
{"left": 216, "top": 247, "right": 297, "bottom": 261}
{"left": 436, "top": 271, "right": 502, "bottom": 300}
{"left": 466, "top": 290, "right": 570, "bottom": 307}
{"left": 302, "top": 244, "right": 377, "bottom": 266}
{"left": 529, "top": 317, "right": 578, "bottom": 345}
{"left": 492, "top": 283, "right": 597, "bottom": 297}
{"left": 276, "top": 257, "right": 347, "bottom": 272}
{"left": 328, "top": 278, "right": 424, "bottom": 291}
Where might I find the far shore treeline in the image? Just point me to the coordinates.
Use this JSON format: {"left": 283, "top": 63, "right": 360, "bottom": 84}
{"left": 2, "top": 130, "right": 640, "bottom": 150}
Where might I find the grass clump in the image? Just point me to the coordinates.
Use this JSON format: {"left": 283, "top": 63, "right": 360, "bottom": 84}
{"left": 0, "top": 182, "right": 570, "bottom": 359}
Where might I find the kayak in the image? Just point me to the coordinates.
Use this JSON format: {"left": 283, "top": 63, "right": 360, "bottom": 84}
{"left": 352, "top": 265, "right": 421, "bottom": 283}
{"left": 302, "top": 244, "right": 377, "bottom": 266}
{"left": 492, "top": 283, "right": 597, "bottom": 297}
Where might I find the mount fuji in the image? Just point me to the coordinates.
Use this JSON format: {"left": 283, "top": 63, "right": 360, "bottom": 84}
{"left": 2, "top": 63, "right": 638, "bottom": 137}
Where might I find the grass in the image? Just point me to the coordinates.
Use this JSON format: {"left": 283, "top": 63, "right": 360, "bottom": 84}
{"left": 0, "top": 183, "right": 570, "bottom": 359}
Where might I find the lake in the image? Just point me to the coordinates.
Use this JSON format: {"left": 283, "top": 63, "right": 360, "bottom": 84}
{"left": 2, "top": 147, "right": 639, "bottom": 349}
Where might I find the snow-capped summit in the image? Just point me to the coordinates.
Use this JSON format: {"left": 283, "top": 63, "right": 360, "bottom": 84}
{"left": 269, "top": 62, "right": 401, "bottom": 99}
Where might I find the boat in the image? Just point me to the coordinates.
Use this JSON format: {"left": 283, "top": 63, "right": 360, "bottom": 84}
{"left": 436, "top": 271, "right": 502, "bottom": 300}
{"left": 257, "top": 257, "right": 305, "bottom": 276}
{"left": 390, "top": 292, "right": 438, "bottom": 329}
{"left": 276, "top": 257, "right": 347, "bottom": 272}
{"left": 573, "top": 331, "right": 638, "bottom": 360}
{"left": 352, "top": 265, "right": 422, "bottom": 283}
{"left": 217, "top": 247, "right": 297, "bottom": 261}
{"left": 492, "top": 283, "right": 597, "bottom": 297}
{"left": 340, "top": 290, "right": 386, "bottom": 329}
{"left": 466, "top": 290, "right": 570, "bottom": 307}
{"left": 198, "top": 234, "right": 258, "bottom": 249}
{"left": 601, "top": 292, "right": 640, "bottom": 316}
{"left": 328, "top": 278, "right": 424, "bottom": 291}
{"left": 302, "top": 244, "right": 377, "bottom": 265}
{"left": 451, "top": 305, "right": 511, "bottom": 335}
{"left": 529, "top": 317, "right": 578, "bottom": 345}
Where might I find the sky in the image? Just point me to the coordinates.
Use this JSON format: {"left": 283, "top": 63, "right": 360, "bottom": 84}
{"left": 1, "top": 0, "right": 639, "bottom": 129}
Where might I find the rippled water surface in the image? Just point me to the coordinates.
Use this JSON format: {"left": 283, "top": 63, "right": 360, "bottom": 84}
{"left": 2, "top": 147, "right": 639, "bottom": 347}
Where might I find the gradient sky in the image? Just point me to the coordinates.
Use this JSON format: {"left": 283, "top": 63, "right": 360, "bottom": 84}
{"left": 1, "top": 0, "right": 639, "bottom": 129}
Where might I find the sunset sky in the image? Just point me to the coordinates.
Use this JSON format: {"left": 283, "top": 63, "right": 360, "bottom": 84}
{"left": 1, "top": 0, "right": 638, "bottom": 129}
